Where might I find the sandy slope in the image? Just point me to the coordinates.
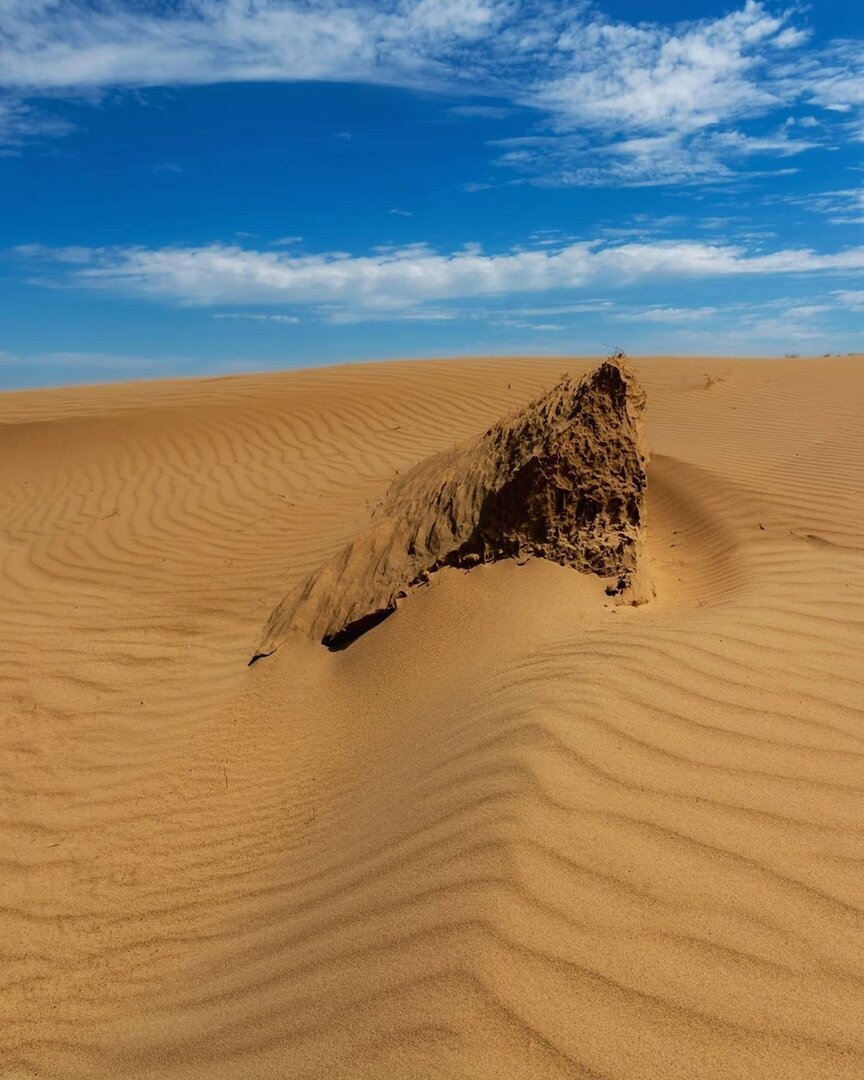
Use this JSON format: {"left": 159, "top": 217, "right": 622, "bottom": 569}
{"left": 0, "top": 355, "right": 862, "bottom": 1080}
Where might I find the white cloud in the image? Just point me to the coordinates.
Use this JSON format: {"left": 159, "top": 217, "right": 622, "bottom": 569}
{"left": 449, "top": 104, "right": 512, "bottom": 119}
{"left": 388, "top": 208, "right": 414, "bottom": 216}
{"left": 834, "top": 290, "right": 864, "bottom": 310}
{"left": 212, "top": 312, "right": 300, "bottom": 323}
{"left": 782, "top": 303, "right": 832, "bottom": 318}
{"left": 0, "top": 95, "right": 72, "bottom": 151}
{"left": 533, "top": 2, "right": 792, "bottom": 135}
{"left": 644, "top": 296, "right": 850, "bottom": 352}
{"left": 490, "top": 317, "right": 567, "bottom": 330}
{"left": 504, "top": 6, "right": 858, "bottom": 186}
{"left": 17, "top": 237, "right": 864, "bottom": 311}
{"left": 0, "top": 0, "right": 855, "bottom": 185}
{"left": 768, "top": 186, "right": 864, "bottom": 225}
{"left": 710, "top": 125, "right": 819, "bottom": 156}
{"left": 504, "top": 301, "right": 614, "bottom": 315}
{"left": 0, "top": 0, "right": 509, "bottom": 91}
{"left": 807, "top": 188, "right": 864, "bottom": 225}
{"left": 614, "top": 306, "right": 718, "bottom": 323}
{"left": 702, "top": 313, "right": 823, "bottom": 342}
{"left": 493, "top": 132, "right": 731, "bottom": 187}
{"left": 15, "top": 242, "right": 99, "bottom": 263}
{"left": 773, "top": 27, "right": 809, "bottom": 50}
{"left": 794, "top": 40, "right": 864, "bottom": 115}
{"left": 493, "top": 119, "right": 820, "bottom": 190}
{"left": 0, "top": 0, "right": 518, "bottom": 149}
{"left": 0, "top": 347, "right": 303, "bottom": 385}
{"left": 325, "top": 297, "right": 617, "bottom": 324}
{"left": 321, "top": 305, "right": 459, "bottom": 324}
{"left": 0, "top": 348, "right": 179, "bottom": 373}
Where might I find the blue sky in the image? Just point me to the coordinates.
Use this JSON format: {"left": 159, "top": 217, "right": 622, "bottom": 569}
{"left": 0, "top": 0, "right": 862, "bottom": 388}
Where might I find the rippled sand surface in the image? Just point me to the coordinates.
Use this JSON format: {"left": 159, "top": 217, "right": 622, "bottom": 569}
{"left": 2, "top": 356, "right": 862, "bottom": 1079}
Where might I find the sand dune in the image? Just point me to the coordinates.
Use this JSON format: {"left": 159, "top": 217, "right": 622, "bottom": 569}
{"left": 1, "top": 355, "right": 862, "bottom": 1079}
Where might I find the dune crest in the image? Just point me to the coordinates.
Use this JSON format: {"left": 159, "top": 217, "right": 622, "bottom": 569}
{"left": 255, "top": 356, "right": 649, "bottom": 654}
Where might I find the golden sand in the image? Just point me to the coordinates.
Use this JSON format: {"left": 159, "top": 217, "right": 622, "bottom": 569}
{"left": 1, "top": 356, "right": 862, "bottom": 1079}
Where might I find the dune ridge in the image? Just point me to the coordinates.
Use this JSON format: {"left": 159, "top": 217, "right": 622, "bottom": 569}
{"left": 0, "top": 355, "right": 862, "bottom": 1080}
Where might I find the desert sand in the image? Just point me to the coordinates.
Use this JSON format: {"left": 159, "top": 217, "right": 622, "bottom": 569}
{"left": 1, "top": 355, "right": 862, "bottom": 1080}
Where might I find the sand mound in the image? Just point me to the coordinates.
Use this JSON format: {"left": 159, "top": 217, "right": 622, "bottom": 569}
{"left": 255, "top": 357, "right": 648, "bottom": 654}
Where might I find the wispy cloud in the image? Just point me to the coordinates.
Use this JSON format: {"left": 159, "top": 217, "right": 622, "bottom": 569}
{"left": 449, "top": 104, "right": 512, "bottom": 119}
{"left": 489, "top": 2, "right": 835, "bottom": 185}
{"left": 488, "top": 0, "right": 830, "bottom": 187}
{"left": 490, "top": 318, "right": 567, "bottom": 331}
{"left": 16, "top": 236, "right": 864, "bottom": 311}
{"left": 321, "top": 305, "right": 459, "bottom": 324}
{"left": 212, "top": 312, "right": 300, "bottom": 323}
{"left": 792, "top": 39, "right": 864, "bottom": 118}
{"left": 0, "top": 95, "right": 72, "bottom": 152}
{"left": 0, "top": 347, "right": 298, "bottom": 387}
{"left": 0, "top": 0, "right": 512, "bottom": 149}
{"left": 0, "top": 348, "right": 194, "bottom": 386}
{"left": 532, "top": 4, "right": 794, "bottom": 134}
{"left": 502, "top": 301, "right": 614, "bottom": 316}
{"left": 834, "top": 289, "right": 864, "bottom": 310}
{"left": 1, "top": 1, "right": 861, "bottom": 184}
{"left": 0, "top": 348, "right": 159, "bottom": 371}
{"left": 658, "top": 308, "right": 831, "bottom": 349}
{"left": 0, "top": 0, "right": 508, "bottom": 91}
{"left": 783, "top": 187, "right": 864, "bottom": 225}
{"left": 491, "top": 129, "right": 814, "bottom": 188}
{"left": 613, "top": 306, "right": 719, "bottom": 323}
{"left": 629, "top": 292, "right": 862, "bottom": 353}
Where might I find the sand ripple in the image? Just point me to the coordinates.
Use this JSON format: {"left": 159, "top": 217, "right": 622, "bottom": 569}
{"left": 1, "top": 356, "right": 862, "bottom": 1079}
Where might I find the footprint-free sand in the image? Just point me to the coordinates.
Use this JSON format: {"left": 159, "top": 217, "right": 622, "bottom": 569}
{"left": 1, "top": 355, "right": 862, "bottom": 1079}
